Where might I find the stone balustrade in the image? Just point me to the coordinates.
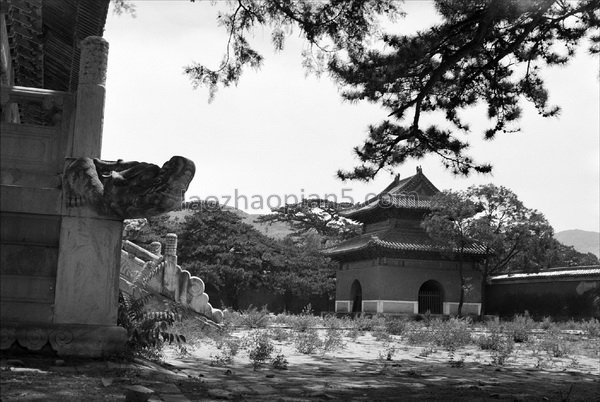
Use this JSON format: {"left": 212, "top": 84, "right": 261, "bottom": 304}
{"left": 120, "top": 234, "right": 223, "bottom": 324}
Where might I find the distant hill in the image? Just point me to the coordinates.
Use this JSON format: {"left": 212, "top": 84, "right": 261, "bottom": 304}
{"left": 239, "top": 213, "right": 295, "bottom": 240}
{"left": 555, "top": 229, "right": 600, "bottom": 258}
{"left": 164, "top": 206, "right": 294, "bottom": 240}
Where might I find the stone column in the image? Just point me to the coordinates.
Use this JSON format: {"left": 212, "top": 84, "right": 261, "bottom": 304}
{"left": 149, "top": 241, "right": 162, "bottom": 256}
{"left": 162, "top": 234, "right": 179, "bottom": 300}
{"left": 165, "top": 233, "right": 178, "bottom": 258}
{"left": 70, "top": 36, "right": 108, "bottom": 158}
{"left": 53, "top": 36, "right": 125, "bottom": 357}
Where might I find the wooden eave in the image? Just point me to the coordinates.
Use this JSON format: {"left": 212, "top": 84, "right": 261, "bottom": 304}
{"left": 4, "top": 0, "right": 110, "bottom": 92}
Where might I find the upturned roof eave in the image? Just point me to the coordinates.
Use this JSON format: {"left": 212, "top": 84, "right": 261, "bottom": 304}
{"left": 323, "top": 239, "right": 488, "bottom": 259}
{"left": 339, "top": 170, "right": 439, "bottom": 221}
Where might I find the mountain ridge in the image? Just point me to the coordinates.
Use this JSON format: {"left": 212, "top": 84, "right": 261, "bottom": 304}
{"left": 165, "top": 206, "right": 294, "bottom": 240}
{"left": 555, "top": 229, "right": 599, "bottom": 258}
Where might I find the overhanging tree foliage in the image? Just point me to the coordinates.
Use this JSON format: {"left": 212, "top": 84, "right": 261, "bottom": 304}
{"left": 183, "top": 0, "right": 401, "bottom": 101}
{"left": 257, "top": 198, "right": 361, "bottom": 241}
{"left": 331, "top": 0, "right": 600, "bottom": 179}
{"left": 182, "top": 0, "right": 599, "bottom": 180}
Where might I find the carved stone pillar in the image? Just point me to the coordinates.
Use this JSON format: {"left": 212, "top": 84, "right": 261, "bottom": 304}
{"left": 70, "top": 36, "right": 108, "bottom": 158}
{"left": 149, "top": 241, "right": 162, "bottom": 256}
{"left": 163, "top": 234, "right": 179, "bottom": 300}
{"left": 53, "top": 36, "right": 126, "bottom": 356}
{"left": 165, "top": 233, "right": 178, "bottom": 257}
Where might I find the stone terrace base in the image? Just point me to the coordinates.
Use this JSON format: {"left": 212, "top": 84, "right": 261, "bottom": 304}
{"left": 0, "top": 323, "right": 126, "bottom": 357}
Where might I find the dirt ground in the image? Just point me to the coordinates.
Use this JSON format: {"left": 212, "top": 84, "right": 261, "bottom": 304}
{"left": 1, "top": 331, "right": 599, "bottom": 401}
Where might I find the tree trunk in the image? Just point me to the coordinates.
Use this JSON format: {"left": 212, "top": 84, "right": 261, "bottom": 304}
{"left": 479, "top": 263, "right": 489, "bottom": 319}
{"left": 229, "top": 288, "right": 240, "bottom": 311}
{"left": 283, "top": 290, "right": 293, "bottom": 313}
{"left": 457, "top": 253, "right": 464, "bottom": 317}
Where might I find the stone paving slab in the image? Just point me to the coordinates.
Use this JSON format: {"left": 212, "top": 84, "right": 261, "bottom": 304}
{"left": 2, "top": 350, "right": 600, "bottom": 401}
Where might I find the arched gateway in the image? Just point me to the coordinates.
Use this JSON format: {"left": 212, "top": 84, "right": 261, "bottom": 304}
{"left": 418, "top": 280, "right": 444, "bottom": 314}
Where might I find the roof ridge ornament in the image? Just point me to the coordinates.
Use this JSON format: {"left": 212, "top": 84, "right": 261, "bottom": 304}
{"left": 416, "top": 166, "right": 423, "bottom": 175}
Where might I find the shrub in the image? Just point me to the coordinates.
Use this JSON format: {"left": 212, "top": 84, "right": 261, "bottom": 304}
{"left": 269, "top": 327, "right": 291, "bottom": 342}
{"left": 490, "top": 336, "right": 514, "bottom": 366}
{"left": 379, "top": 343, "right": 398, "bottom": 361}
{"left": 323, "top": 314, "right": 345, "bottom": 331}
{"left": 405, "top": 318, "right": 472, "bottom": 351}
{"left": 406, "top": 328, "right": 435, "bottom": 345}
{"left": 211, "top": 339, "right": 238, "bottom": 366}
{"left": 422, "top": 311, "right": 433, "bottom": 326}
{"left": 294, "top": 329, "right": 323, "bottom": 354}
{"left": 545, "top": 338, "right": 570, "bottom": 358}
{"left": 217, "top": 336, "right": 242, "bottom": 356}
{"left": 478, "top": 321, "right": 505, "bottom": 351}
{"left": 245, "top": 331, "right": 274, "bottom": 370}
{"left": 223, "top": 309, "right": 243, "bottom": 327}
{"left": 405, "top": 321, "right": 435, "bottom": 345}
{"left": 580, "top": 318, "right": 600, "bottom": 337}
{"left": 418, "top": 346, "right": 436, "bottom": 357}
{"left": 562, "top": 319, "right": 579, "bottom": 330}
{"left": 117, "top": 258, "right": 187, "bottom": 360}
{"left": 539, "top": 329, "right": 570, "bottom": 358}
{"left": 431, "top": 318, "right": 472, "bottom": 351}
{"left": 322, "top": 327, "right": 345, "bottom": 353}
{"left": 507, "top": 314, "right": 534, "bottom": 343}
{"left": 478, "top": 321, "right": 514, "bottom": 365}
{"left": 385, "top": 318, "right": 407, "bottom": 335}
{"left": 240, "top": 305, "right": 270, "bottom": 329}
{"left": 272, "top": 312, "right": 295, "bottom": 326}
{"left": 346, "top": 327, "right": 360, "bottom": 341}
{"left": 352, "top": 314, "right": 378, "bottom": 331}
{"left": 292, "top": 314, "right": 319, "bottom": 332}
{"left": 291, "top": 304, "right": 320, "bottom": 332}
{"left": 373, "top": 326, "right": 391, "bottom": 342}
{"left": 271, "top": 353, "right": 289, "bottom": 370}
{"left": 540, "top": 316, "right": 554, "bottom": 330}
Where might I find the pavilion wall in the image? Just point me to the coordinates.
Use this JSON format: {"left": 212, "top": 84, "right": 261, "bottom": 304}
{"left": 335, "top": 258, "right": 482, "bottom": 316}
{"left": 486, "top": 276, "right": 599, "bottom": 319}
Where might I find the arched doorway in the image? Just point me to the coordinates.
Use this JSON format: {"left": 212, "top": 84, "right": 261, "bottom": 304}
{"left": 350, "top": 280, "right": 362, "bottom": 313}
{"left": 418, "top": 280, "right": 443, "bottom": 314}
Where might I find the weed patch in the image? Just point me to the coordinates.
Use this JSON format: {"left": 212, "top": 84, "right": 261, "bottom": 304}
{"left": 245, "top": 330, "right": 274, "bottom": 370}
{"left": 240, "top": 306, "right": 271, "bottom": 329}
{"left": 294, "top": 329, "right": 323, "bottom": 354}
{"left": 506, "top": 314, "right": 534, "bottom": 343}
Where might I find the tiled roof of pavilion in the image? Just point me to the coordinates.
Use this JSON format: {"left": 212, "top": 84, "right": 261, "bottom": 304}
{"left": 490, "top": 266, "right": 600, "bottom": 282}
{"left": 4, "top": 0, "right": 110, "bottom": 92}
{"left": 340, "top": 167, "right": 440, "bottom": 221}
{"left": 323, "top": 227, "right": 487, "bottom": 257}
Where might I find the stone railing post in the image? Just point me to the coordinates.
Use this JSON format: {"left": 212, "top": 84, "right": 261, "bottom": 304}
{"left": 149, "top": 241, "right": 162, "bottom": 256}
{"left": 163, "top": 233, "right": 179, "bottom": 300}
{"left": 70, "top": 36, "right": 108, "bottom": 158}
{"left": 165, "top": 233, "right": 178, "bottom": 259}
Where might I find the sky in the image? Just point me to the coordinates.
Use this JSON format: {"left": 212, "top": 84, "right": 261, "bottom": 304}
{"left": 102, "top": 1, "right": 600, "bottom": 233}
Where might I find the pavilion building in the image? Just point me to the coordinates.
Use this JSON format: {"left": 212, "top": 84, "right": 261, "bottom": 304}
{"left": 324, "top": 167, "right": 486, "bottom": 316}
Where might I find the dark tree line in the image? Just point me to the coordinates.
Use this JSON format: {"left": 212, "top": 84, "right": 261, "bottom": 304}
{"left": 139, "top": 207, "right": 336, "bottom": 311}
